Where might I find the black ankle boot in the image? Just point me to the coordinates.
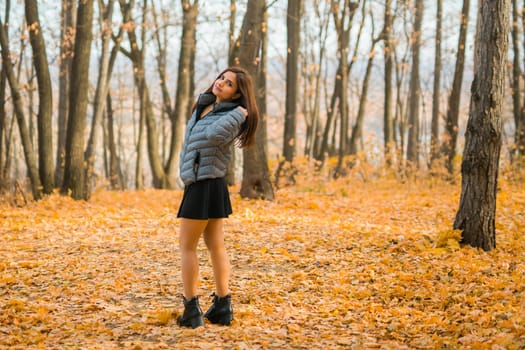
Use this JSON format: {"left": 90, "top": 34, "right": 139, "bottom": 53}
{"left": 178, "top": 296, "right": 204, "bottom": 328}
{"left": 204, "top": 293, "right": 233, "bottom": 326}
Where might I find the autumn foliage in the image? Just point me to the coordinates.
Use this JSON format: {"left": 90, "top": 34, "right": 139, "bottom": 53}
{"left": 1, "top": 168, "right": 524, "bottom": 349}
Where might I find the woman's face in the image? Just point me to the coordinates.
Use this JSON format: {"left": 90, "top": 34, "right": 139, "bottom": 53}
{"left": 212, "top": 71, "right": 240, "bottom": 103}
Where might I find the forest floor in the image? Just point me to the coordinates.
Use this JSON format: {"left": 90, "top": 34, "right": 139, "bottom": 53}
{"left": 0, "top": 173, "right": 524, "bottom": 349}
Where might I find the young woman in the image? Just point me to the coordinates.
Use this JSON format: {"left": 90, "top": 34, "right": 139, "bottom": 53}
{"left": 176, "top": 67, "right": 258, "bottom": 328}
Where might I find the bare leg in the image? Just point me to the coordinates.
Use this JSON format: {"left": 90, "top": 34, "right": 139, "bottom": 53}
{"left": 203, "top": 218, "right": 231, "bottom": 297}
{"left": 179, "top": 218, "right": 208, "bottom": 299}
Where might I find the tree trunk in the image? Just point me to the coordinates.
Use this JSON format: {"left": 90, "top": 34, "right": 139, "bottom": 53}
{"left": 55, "top": 0, "right": 76, "bottom": 189}
{"left": 304, "top": 2, "right": 329, "bottom": 159}
{"left": 236, "top": 0, "right": 274, "bottom": 200}
{"left": 25, "top": 0, "right": 54, "bottom": 194}
{"left": 120, "top": 0, "right": 168, "bottom": 189}
{"left": 442, "top": 0, "right": 470, "bottom": 174}
{"left": 349, "top": 37, "right": 379, "bottom": 156}
{"left": 62, "top": 0, "right": 94, "bottom": 200}
{"left": 84, "top": 0, "right": 116, "bottom": 197}
{"left": 317, "top": 0, "right": 360, "bottom": 164}
{"left": 333, "top": 0, "right": 352, "bottom": 177}
{"left": 514, "top": 0, "right": 525, "bottom": 157}
{"left": 283, "top": 0, "right": 302, "bottom": 162}
{"left": 453, "top": 0, "right": 509, "bottom": 251}
{"left": 406, "top": 0, "right": 423, "bottom": 168}
{"left": 166, "top": 0, "right": 198, "bottom": 188}
{"left": 0, "top": 0, "right": 9, "bottom": 190}
{"left": 226, "top": 0, "right": 237, "bottom": 185}
{"left": 136, "top": 87, "right": 145, "bottom": 190}
{"left": 519, "top": 0, "right": 525, "bottom": 157}
{"left": 430, "top": 0, "right": 442, "bottom": 167}
{"left": 228, "top": 0, "right": 237, "bottom": 67}
{"left": 105, "top": 93, "right": 122, "bottom": 189}
{"left": 0, "top": 67, "right": 6, "bottom": 189}
{"left": 383, "top": 0, "right": 394, "bottom": 165}
{"left": 0, "top": 16, "right": 42, "bottom": 200}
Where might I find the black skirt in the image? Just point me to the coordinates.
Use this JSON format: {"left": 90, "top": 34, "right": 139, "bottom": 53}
{"left": 177, "top": 178, "right": 233, "bottom": 219}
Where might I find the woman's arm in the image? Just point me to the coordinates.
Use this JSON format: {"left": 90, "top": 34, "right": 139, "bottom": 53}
{"left": 205, "top": 107, "right": 247, "bottom": 145}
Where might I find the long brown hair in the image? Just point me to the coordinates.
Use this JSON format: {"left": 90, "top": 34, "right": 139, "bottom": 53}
{"left": 196, "top": 67, "right": 259, "bottom": 148}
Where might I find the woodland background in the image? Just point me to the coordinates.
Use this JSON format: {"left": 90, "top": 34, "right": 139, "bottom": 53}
{"left": 1, "top": 0, "right": 525, "bottom": 348}
{"left": 0, "top": 0, "right": 523, "bottom": 199}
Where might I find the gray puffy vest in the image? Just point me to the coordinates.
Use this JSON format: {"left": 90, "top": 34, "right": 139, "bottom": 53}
{"left": 179, "top": 93, "right": 246, "bottom": 186}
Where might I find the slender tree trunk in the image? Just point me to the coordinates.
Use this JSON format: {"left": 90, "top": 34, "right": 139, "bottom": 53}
{"left": 393, "top": 2, "right": 412, "bottom": 167}
{"left": 237, "top": 0, "right": 274, "bottom": 200}
{"left": 228, "top": 0, "right": 237, "bottom": 67}
{"left": 349, "top": 37, "right": 379, "bottom": 156}
{"left": 166, "top": 0, "right": 198, "bottom": 188}
{"left": 442, "top": 0, "right": 470, "bottom": 174}
{"left": 0, "top": 0, "right": 9, "bottom": 189}
{"left": 135, "top": 87, "right": 145, "bottom": 190}
{"left": 318, "top": 74, "right": 339, "bottom": 160}
{"left": 454, "top": 0, "right": 509, "bottom": 251}
{"left": 305, "top": 2, "right": 329, "bottom": 159}
{"left": 106, "top": 92, "right": 122, "bottom": 190}
{"left": 333, "top": 0, "right": 353, "bottom": 176}
{"left": 519, "top": 0, "right": 525, "bottom": 158}
{"left": 55, "top": 0, "right": 76, "bottom": 189}
{"left": 430, "top": 0, "right": 442, "bottom": 167}
{"left": 383, "top": 0, "right": 394, "bottom": 165}
{"left": 62, "top": 0, "right": 94, "bottom": 200}
{"left": 225, "top": 0, "right": 238, "bottom": 185}
{"left": 84, "top": 0, "right": 116, "bottom": 197}
{"left": 259, "top": 8, "right": 269, "bottom": 159}
{"left": 0, "top": 68, "right": 6, "bottom": 189}
{"left": 25, "top": 0, "right": 54, "bottom": 194}
{"left": 120, "top": 0, "right": 168, "bottom": 188}
{"left": 406, "top": 0, "right": 423, "bottom": 168}
{"left": 0, "top": 16, "right": 42, "bottom": 200}
{"left": 514, "top": 0, "right": 525, "bottom": 157}
{"left": 318, "top": 0, "right": 360, "bottom": 164}
{"left": 283, "top": 0, "right": 302, "bottom": 162}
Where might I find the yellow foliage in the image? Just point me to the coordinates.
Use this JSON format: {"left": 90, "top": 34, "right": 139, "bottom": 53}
{"left": 435, "top": 229, "right": 462, "bottom": 249}
{"left": 1, "top": 178, "right": 524, "bottom": 349}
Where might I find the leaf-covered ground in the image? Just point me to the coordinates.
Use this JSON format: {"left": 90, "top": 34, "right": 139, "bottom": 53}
{"left": 1, "top": 177, "right": 524, "bottom": 349}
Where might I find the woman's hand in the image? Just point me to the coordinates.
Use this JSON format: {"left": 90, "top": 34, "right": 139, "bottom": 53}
{"left": 237, "top": 106, "right": 248, "bottom": 116}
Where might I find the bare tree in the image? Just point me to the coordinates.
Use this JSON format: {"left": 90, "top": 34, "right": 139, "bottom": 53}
{"left": 0, "top": 1, "right": 10, "bottom": 190}
{"left": 349, "top": 14, "right": 380, "bottom": 156}
{"left": 454, "top": 0, "right": 510, "bottom": 251}
{"left": 105, "top": 92, "right": 124, "bottom": 189}
{"left": 383, "top": 0, "right": 394, "bottom": 165}
{"left": 331, "top": 0, "right": 352, "bottom": 176}
{"left": 62, "top": 0, "right": 94, "bottom": 199}
{"left": 430, "top": 0, "right": 442, "bottom": 167}
{"left": 282, "top": 0, "right": 302, "bottom": 162}
{"left": 442, "top": 0, "right": 470, "bottom": 174}
{"left": 316, "top": 0, "right": 360, "bottom": 166}
{"left": 235, "top": 0, "right": 274, "bottom": 200}
{"left": 55, "top": 0, "right": 77, "bottom": 188}
{"left": 303, "top": 0, "right": 329, "bottom": 159}
{"left": 226, "top": 0, "right": 238, "bottom": 185}
{"left": 166, "top": 0, "right": 198, "bottom": 188}
{"left": 393, "top": 2, "right": 412, "bottom": 164}
{"left": 119, "top": 0, "right": 169, "bottom": 188}
{"left": 25, "top": 0, "right": 54, "bottom": 194}
{"left": 85, "top": 0, "right": 117, "bottom": 196}
{"left": 513, "top": 0, "right": 525, "bottom": 158}
{"left": 407, "top": 0, "right": 423, "bottom": 168}
{"left": 406, "top": 0, "right": 423, "bottom": 168}
{"left": 0, "top": 15, "right": 42, "bottom": 200}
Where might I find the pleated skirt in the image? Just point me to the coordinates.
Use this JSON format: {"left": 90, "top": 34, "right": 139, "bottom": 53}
{"left": 177, "top": 178, "right": 233, "bottom": 219}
